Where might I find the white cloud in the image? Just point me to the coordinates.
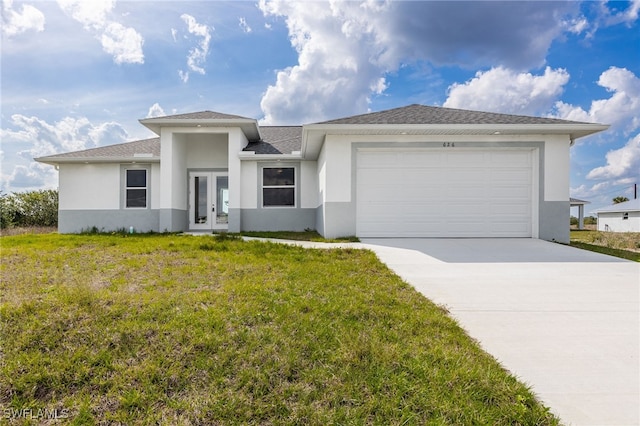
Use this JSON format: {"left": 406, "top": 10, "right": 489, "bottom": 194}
{"left": 101, "top": 22, "right": 144, "bottom": 64}
{"left": 178, "top": 14, "right": 212, "bottom": 83}
{"left": 2, "top": 0, "right": 45, "bottom": 37}
{"left": 5, "top": 164, "right": 51, "bottom": 189}
{"left": 1, "top": 114, "right": 129, "bottom": 192}
{"left": 171, "top": 28, "right": 177, "bottom": 42}
{"left": 146, "top": 103, "right": 165, "bottom": 118}
{"left": 586, "top": 133, "right": 640, "bottom": 181}
{"left": 564, "top": 16, "right": 589, "bottom": 34}
{"left": 599, "top": 0, "right": 640, "bottom": 27}
{"left": 56, "top": 0, "right": 144, "bottom": 64}
{"left": 444, "top": 67, "right": 570, "bottom": 115}
{"left": 258, "top": 0, "right": 393, "bottom": 124}
{"left": 239, "top": 17, "right": 252, "bottom": 33}
{"left": 554, "top": 67, "right": 640, "bottom": 132}
{"left": 257, "top": 0, "right": 579, "bottom": 124}
{"left": 56, "top": 0, "right": 113, "bottom": 30}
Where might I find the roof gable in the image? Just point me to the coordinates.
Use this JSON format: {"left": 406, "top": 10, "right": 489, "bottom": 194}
{"left": 35, "top": 138, "right": 160, "bottom": 164}
{"left": 595, "top": 198, "right": 640, "bottom": 213}
{"left": 316, "top": 104, "right": 592, "bottom": 126}
{"left": 143, "top": 110, "right": 252, "bottom": 121}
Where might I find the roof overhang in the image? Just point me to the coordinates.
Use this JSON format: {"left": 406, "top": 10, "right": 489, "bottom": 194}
{"left": 139, "top": 117, "right": 261, "bottom": 140}
{"left": 35, "top": 156, "right": 160, "bottom": 166}
{"left": 301, "top": 123, "right": 610, "bottom": 158}
{"left": 237, "top": 151, "right": 302, "bottom": 161}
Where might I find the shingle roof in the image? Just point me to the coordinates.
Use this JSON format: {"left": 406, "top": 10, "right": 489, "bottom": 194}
{"left": 570, "top": 197, "right": 590, "bottom": 205}
{"left": 594, "top": 198, "right": 640, "bottom": 213}
{"left": 244, "top": 126, "right": 302, "bottom": 154}
{"left": 143, "top": 111, "right": 252, "bottom": 120}
{"left": 36, "top": 126, "right": 304, "bottom": 162}
{"left": 317, "top": 104, "right": 590, "bottom": 126}
{"left": 35, "top": 138, "right": 160, "bottom": 162}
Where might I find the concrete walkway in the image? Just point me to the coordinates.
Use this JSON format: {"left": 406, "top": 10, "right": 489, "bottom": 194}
{"left": 361, "top": 238, "right": 639, "bottom": 426}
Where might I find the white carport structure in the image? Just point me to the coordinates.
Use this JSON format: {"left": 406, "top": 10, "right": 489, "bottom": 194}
{"left": 570, "top": 197, "right": 590, "bottom": 230}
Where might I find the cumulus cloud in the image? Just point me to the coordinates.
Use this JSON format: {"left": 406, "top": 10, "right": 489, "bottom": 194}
{"left": 56, "top": 0, "right": 144, "bottom": 64}
{"left": 2, "top": 0, "right": 45, "bottom": 37}
{"left": 586, "top": 133, "right": 640, "bottom": 181}
{"left": 178, "top": 14, "right": 212, "bottom": 83}
{"left": 258, "top": 0, "right": 579, "bottom": 124}
{"left": 146, "top": 103, "right": 166, "bottom": 118}
{"left": 5, "top": 163, "right": 51, "bottom": 189}
{"left": 1, "top": 114, "right": 129, "bottom": 191}
{"left": 554, "top": 67, "right": 640, "bottom": 132}
{"left": 101, "top": 22, "right": 144, "bottom": 64}
{"left": 444, "top": 66, "right": 570, "bottom": 115}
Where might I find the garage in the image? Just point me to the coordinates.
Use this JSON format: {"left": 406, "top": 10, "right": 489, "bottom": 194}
{"left": 356, "top": 148, "right": 535, "bottom": 237}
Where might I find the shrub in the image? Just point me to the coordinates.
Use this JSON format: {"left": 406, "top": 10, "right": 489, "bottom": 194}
{"left": 0, "top": 190, "right": 58, "bottom": 229}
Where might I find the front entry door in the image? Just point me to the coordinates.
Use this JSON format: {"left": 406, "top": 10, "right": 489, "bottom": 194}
{"left": 189, "top": 172, "right": 229, "bottom": 231}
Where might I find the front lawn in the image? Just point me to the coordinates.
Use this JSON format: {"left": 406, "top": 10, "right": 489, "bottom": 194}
{"left": 1, "top": 234, "right": 558, "bottom": 424}
{"left": 570, "top": 230, "right": 640, "bottom": 262}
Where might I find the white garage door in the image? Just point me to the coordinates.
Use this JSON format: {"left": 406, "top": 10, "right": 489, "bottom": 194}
{"left": 356, "top": 149, "right": 534, "bottom": 237}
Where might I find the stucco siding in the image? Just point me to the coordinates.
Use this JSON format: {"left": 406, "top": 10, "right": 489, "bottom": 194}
{"left": 185, "top": 134, "right": 228, "bottom": 169}
{"left": 240, "top": 161, "right": 258, "bottom": 209}
{"left": 539, "top": 201, "right": 570, "bottom": 243}
{"left": 59, "top": 209, "right": 159, "bottom": 233}
{"left": 300, "top": 160, "right": 319, "bottom": 209}
{"left": 238, "top": 208, "right": 316, "bottom": 232}
{"left": 150, "top": 163, "right": 161, "bottom": 210}
{"left": 316, "top": 134, "right": 570, "bottom": 242}
{"left": 59, "top": 163, "right": 120, "bottom": 210}
{"left": 543, "top": 135, "right": 570, "bottom": 201}
{"left": 597, "top": 212, "right": 640, "bottom": 232}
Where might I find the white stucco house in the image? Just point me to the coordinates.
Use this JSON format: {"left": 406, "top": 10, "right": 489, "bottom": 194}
{"left": 594, "top": 198, "right": 640, "bottom": 232}
{"left": 35, "top": 104, "right": 608, "bottom": 243}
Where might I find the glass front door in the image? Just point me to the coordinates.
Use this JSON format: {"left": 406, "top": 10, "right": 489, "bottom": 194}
{"left": 189, "top": 172, "right": 228, "bottom": 231}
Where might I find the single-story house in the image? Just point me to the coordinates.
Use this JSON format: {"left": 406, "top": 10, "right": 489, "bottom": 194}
{"left": 594, "top": 198, "right": 640, "bottom": 232}
{"left": 35, "top": 104, "right": 608, "bottom": 243}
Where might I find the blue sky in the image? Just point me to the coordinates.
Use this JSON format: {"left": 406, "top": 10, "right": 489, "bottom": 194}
{"left": 2, "top": 0, "right": 639, "bottom": 215}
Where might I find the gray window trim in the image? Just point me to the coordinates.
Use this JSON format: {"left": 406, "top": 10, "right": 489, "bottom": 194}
{"left": 121, "top": 164, "right": 151, "bottom": 209}
{"left": 259, "top": 162, "right": 299, "bottom": 209}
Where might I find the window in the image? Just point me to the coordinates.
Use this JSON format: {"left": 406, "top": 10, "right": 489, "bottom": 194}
{"left": 126, "top": 169, "right": 147, "bottom": 208}
{"left": 263, "top": 167, "right": 295, "bottom": 207}
{"left": 623, "top": 212, "right": 629, "bottom": 220}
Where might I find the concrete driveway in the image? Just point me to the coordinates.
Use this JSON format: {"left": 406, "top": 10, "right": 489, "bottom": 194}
{"left": 361, "top": 238, "right": 639, "bottom": 426}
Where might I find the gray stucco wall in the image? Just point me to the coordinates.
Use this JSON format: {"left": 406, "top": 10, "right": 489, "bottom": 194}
{"left": 238, "top": 208, "right": 316, "bottom": 232}
{"left": 539, "top": 201, "right": 570, "bottom": 244}
{"left": 59, "top": 209, "right": 159, "bottom": 233}
{"left": 159, "top": 209, "right": 188, "bottom": 232}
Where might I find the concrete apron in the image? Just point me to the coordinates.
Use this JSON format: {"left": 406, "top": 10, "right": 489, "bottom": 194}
{"left": 360, "top": 238, "right": 639, "bottom": 426}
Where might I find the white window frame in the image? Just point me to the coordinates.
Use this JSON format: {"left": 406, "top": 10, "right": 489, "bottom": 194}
{"left": 121, "top": 165, "right": 150, "bottom": 209}
{"left": 260, "top": 165, "right": 297, "bottom": 208}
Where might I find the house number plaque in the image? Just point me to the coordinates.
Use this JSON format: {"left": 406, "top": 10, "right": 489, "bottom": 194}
{"left": 442, "top": 142, "right": 455, "bottom": 147}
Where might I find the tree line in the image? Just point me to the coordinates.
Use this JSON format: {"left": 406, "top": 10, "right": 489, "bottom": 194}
{"left": 0, "top": 190, "right": 58, "bottom": 229}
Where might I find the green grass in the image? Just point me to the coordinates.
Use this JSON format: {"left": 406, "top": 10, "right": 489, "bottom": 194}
{"left": 238, "top": 230, "right": 359, "bottom": 242}
{"left": 1, "top": 234, "right": 558, "bottom": 425}
{"left": 570, "top": 230, "right": 640, "bottom": 262}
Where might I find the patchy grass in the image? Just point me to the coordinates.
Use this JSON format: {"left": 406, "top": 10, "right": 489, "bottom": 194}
{"left": 570, "top": 230, "right": 640, "bottom": 261}
{"left": 1, "top": 234, "right": 558, "bottom": 425}
{"left": 239, "top": 230, "right": 359, "bottom": 243}
{"left": 0, "top": 226, "right": 57, "bottom": 237}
